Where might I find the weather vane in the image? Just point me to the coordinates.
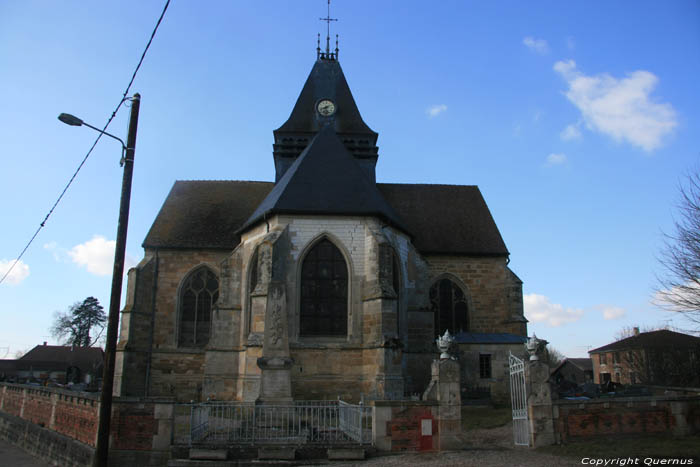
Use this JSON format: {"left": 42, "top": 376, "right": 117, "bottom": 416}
{"left": 319, "top": 0, "right": 338, "bottom": 58}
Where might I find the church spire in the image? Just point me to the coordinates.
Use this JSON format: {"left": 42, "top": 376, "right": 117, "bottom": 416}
{"left": 318, "top": 0, "right": 338, "bottom": 61}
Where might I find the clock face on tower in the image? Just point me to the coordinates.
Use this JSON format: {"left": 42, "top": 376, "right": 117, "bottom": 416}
{"left": 317, "top": 99, "right": 336, "bottom": 117}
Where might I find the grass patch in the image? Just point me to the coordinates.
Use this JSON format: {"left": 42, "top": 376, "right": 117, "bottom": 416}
{"left": 538, "top": 435, "right": 700, "bottom": 460}
{"left": 461, "top": 407, "right": 512, "bottom": 431}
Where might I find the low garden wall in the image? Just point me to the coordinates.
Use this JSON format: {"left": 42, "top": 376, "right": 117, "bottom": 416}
{"left": 552, "top": 396, "right": 700, "bottom": 442}
{"left": 0, "top": 383, "right": 173, "bottom": 467}
{"left": 525, "top": 359, "right": 700, "bottom": 447}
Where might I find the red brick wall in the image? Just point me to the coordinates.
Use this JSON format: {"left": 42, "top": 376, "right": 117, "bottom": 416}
{"left": 386, "top": 407, "right": 437, "bottom": 452}
{"left": 21, "top": 389, "right": 53, "bottom": 427}
{"left": 53, "top": 394, "right": 98, "bottom": 446}
{"left": 110, "top": 404, "right": 156, "bottom": 451}
{"left": 554, "top": 398, "right": 700, "bottom": 442}
{"left": 1, "top": 386, "right": 24, "bottom": 416}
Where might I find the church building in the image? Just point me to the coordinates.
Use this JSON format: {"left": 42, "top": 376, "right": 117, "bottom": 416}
{"left": 115, "top": 39, "right": 527, "bottom": 405}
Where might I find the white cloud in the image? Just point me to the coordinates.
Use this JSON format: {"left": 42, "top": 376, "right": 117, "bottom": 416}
{"left": 0, "top": 259, "right": 30, "bottom": 285}
{"left": 426, "top": 104, "right": 447, "bottom": 118}
{"left": 524, "top": 293, "right": 584, "bottom": 327}
{"left": 523, "top": 36, "right": 549, "bottom": 55}
{"left": 600, "top": 306, "right": 626, "bottom": 320}
{"left": 560, "top": 123, "right": 582, "bottom": 141}
{"left": 546, "top": 153, "right": 567, "bottom": 166}
{"left": 554, "top": 60, "right": 677, "bottom": 151}
{"left": 43, "top": 241, "right": 66, "bottom": 262}
{"left": 69, "top": 235, "right": 116, "bottom": 276}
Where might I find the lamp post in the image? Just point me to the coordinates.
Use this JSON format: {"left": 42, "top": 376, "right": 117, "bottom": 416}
{"left": 58, "top": 93, "right": 141, "bottom": 467}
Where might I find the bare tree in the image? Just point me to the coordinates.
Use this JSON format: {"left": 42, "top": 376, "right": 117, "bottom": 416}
{"left": 656, "top": 169, "right": 700, "bottom": 331}
{"left": 542, "top": 345, "right": 565, "bottom": 368}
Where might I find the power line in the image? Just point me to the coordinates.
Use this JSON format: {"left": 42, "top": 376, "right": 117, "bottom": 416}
{"left": 0, "top": 0, "right": 171, "bottom": 285}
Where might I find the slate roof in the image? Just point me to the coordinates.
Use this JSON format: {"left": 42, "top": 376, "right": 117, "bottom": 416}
{"left": 589, "top": 330, "right": 700, "bottom": 354}
{"left": 377, "top": 184, "right": 508, "bottom": 255}
{"left": 275, "top": 58, "right": 377, "bottom": 137}
{"left": 453, "top": 332, "right": 527, "bottom": 344}
{"left": 143, "top": 179, "right": 509, "bottom": 256}
{"left": 3, "top": 345, "right": 105, "bottom": 373}
{"left": 240, "top": 126, "right": 408, "bottom": 233}
{"left": 143, "top": 181, "right": 273, "bottom": 250}
{"left": 551, "top": 358, "right": 593, "bottom": 375}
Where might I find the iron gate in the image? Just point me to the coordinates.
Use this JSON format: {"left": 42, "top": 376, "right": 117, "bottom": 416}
{"left": 187, "top": 400, "right": 372, "bottom": 446}
{"left": 509, "top": 352, "right": 529, "bottom": 446}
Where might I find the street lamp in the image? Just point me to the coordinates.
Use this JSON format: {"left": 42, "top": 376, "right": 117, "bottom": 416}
{"left": 58, "top": 113, "right": 129, "bottom": 165}
{"left": 58, "top": 94, "right": 141, "bottom": 467}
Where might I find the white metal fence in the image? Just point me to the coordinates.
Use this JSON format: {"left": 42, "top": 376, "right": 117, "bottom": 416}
{"left": 509, "top": 352, "right": 529, "bottom": 446}
{"left": 182, "top": 400, "right": 372, "bottom": 446}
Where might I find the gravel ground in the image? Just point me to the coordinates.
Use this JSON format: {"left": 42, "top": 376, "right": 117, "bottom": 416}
{"left": 324, "top": 422, "right": 581, "bottom": 467}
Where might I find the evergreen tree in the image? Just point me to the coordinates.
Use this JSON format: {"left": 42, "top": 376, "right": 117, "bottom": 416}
{"left": 50, "top": 296, "right": 106, "bottom": 347}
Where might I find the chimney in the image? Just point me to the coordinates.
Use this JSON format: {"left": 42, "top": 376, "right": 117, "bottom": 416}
{"left": 43, "top": 341, "right": 47, "bottom": 346}
{"left": 633, "top": 327, "right": 640, "bottom": 336}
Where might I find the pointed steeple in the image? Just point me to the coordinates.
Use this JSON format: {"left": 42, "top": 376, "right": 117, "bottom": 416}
{"left": 243, "top": 125, "right": 406, "bottom": 234}
{"left": 273, "top": 56, "right": 379, "bottom": 183}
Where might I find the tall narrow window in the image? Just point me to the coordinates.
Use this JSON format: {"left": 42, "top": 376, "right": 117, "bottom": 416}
{"left": 246, "top": 249, "right": 258, "bottom": 335}
{"left": 429, "top": 278, "right": 468, "bottom": 338}
{"left": 178, "top": 267, "right": 219, "bottom": 348}
{"left": 393, "top": 252, "right": 401, "bottom": 336}
{"left": 300, "top": 238, "right": 348, "bottom": 337}
{"left": 479, "top": 354, "right": 492, "bottom": 379}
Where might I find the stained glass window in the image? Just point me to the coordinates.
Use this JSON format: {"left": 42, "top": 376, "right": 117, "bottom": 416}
{"left": 178, "top": 267, "right": 218, "bottom": 348}
{"left": 429, "top": 278, "right": 468, "bottom": 338}
{"left": 300, "top": 239, "right": 348, "bottom": 337}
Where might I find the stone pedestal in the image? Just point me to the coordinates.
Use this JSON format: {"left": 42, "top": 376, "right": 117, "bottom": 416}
{"left": 422, "top": 358, "right": 461, "bottom": 450}
{"left": 257, "top": 281, "right": 293, "bottom": 403}
{"left": 526, "top": 359, "right": 555, "bottom": 447}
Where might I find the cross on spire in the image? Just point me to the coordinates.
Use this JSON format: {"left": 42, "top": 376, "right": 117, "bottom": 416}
{"left": 318, "top": 0, "right": 338, "bottom": 60}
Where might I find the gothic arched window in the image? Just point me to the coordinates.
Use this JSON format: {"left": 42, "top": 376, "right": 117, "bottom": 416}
{"left": 178, "top": 267, "right": 219, "bottom": 348}
{"left": 429, "top": 278, "right": 468, "bottom": 338}
{"left": 300, "top": 238, "right": 348, "bottom": 337}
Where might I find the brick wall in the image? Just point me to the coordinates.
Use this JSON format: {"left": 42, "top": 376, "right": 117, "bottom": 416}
{"left": 1, "top": 383, "right": 99, "bottom": 446}
{"left": 552, "top": 396, "right": 700, "bottom": 443}
{"left": 0, "top": 383, "right": 174, "bottom": 466}
{"left": 373, "top": 401, "right": 440, "bottom": 452}
{"left": 386, "top": 406, "right": 438, "bottom": 451}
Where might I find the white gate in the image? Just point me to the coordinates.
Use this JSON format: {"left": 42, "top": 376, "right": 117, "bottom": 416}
{"left": 509, "top": 352, "right": 529, "bottom": 446}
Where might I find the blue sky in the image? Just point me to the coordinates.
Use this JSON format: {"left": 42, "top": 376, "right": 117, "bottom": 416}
{"left": 1, "top": 1, "right": 698, "bottom": 358}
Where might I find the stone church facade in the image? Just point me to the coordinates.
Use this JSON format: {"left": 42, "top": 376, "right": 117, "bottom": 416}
{"left": 114, "top": 48, "right": 527, "bottom": 405}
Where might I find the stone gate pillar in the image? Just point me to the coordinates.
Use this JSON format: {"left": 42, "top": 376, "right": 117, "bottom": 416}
{"left": 524, "top": 335, "right": 556, "bottom": 447}
{"left": 422, "top": 331, "right": 462, "bottom": 450}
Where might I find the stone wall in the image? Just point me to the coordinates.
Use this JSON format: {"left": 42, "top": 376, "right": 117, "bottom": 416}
{"left": 458, "top": 342, "right": 523, "bottom": 404}
{"left": 118, "top": 212, "right": 526, "bottom": 403}
{"left": 116, "top": 248, "right": 230, "bottom": 401}
{"left": 523, "top": 357, "right": 700, "bottom": 447}
{"left": 424, "top": 255, "right": 525, "bottom": 335}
